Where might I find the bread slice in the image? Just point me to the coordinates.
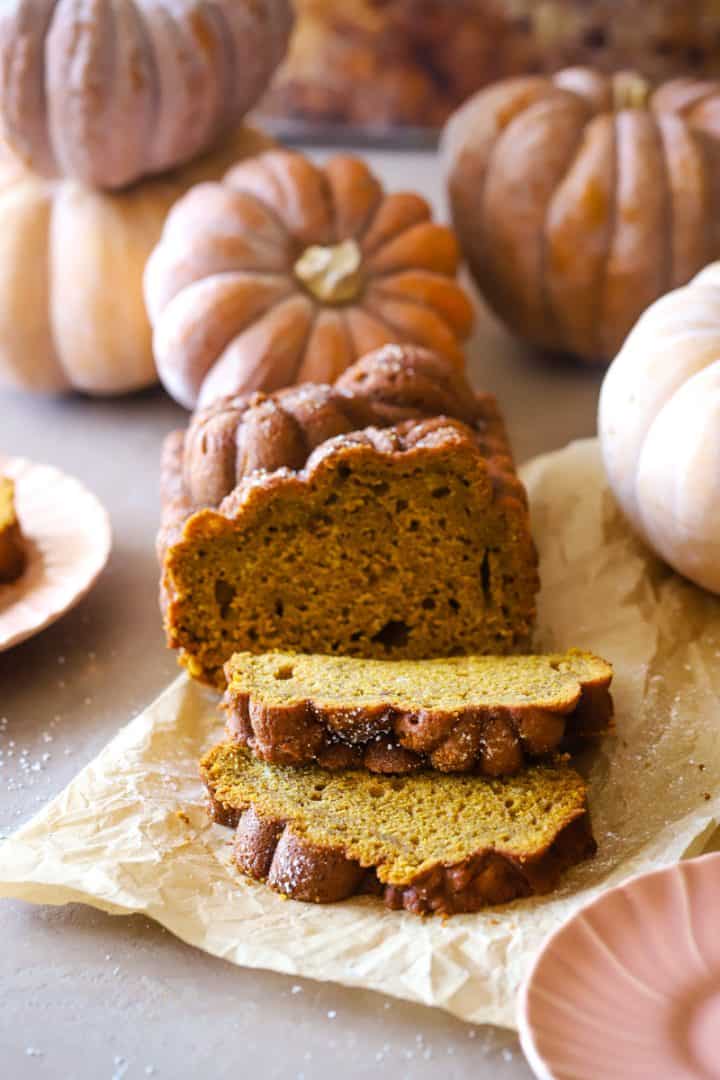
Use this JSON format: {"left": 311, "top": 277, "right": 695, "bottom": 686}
{"left": 0, "top": 476, "right": 25, "bottom": 584}
{"left": 159, "top": 347, "right": 539, "bottom": 687}
{"left": 223, "top": 648, "right": 613, "bottom": 776}
{"left": 202, "top": 742, "right": 596, "bottom": 915}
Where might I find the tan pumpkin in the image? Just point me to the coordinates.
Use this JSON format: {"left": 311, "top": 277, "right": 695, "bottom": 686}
{"left": 144, "top": 149, "right": 474, "bottom": 409}
{"left": 443, "top": 68, "right": 720, "bottom": 362}
{"left": 0, "top": 126, "right": 271, "bottom": 395}
{"left": 0, "top": 0, "right": 293, "bottom": 190}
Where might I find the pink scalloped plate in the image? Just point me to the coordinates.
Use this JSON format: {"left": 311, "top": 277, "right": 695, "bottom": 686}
{"left": 0, "top": 457, "right": 111, "bottom": 652}
{"left": 519, "top": 853, "right": 720, "bottom": 1080}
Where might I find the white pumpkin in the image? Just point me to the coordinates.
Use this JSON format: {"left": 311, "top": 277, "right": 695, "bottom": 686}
{"left": 0, "top": 126, "right": 271, "bottom": 395}
{"left": 598, "top": 262, "right": 720, "bottom": 594}
{"left": 0, "top": 0, "right": 292, "bottom": 190}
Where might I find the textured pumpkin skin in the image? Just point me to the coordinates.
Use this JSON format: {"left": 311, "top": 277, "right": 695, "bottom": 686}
{"left": 144, "top": 149, "right": 474, "bottom": 409}
{"left": 443, "top": 68, "right": 720, "bottom": 363}
{"left": 0, "top": 126, "right": 271, "bottom": 395}
{"left": 0, "top": 0, "right": 292, "bottom": 190}
{"left": 598, "top": 262, "right": 720, "bottom": 595}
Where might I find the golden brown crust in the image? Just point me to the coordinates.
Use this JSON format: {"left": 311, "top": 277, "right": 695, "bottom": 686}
{"left": 205, "top": 779, "right": 596, "bottom": 916}
{"left": 158, "top": 430, "right": 189, "bottom": 559}
{"left": 222, "top": 651, "right": 613, "bottom": 776}
{"left": 175, "top": 345, "right": 491, "bottom": 511}
{"left": 158, "top": 344, "right": 523, "bottom": 551}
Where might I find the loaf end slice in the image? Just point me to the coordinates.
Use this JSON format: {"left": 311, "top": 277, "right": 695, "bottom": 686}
{"left": 201, "top": 743, "right": 596, "bottom": 915}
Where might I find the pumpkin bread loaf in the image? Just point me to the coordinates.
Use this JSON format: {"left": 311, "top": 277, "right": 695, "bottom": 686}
{"left": 0, "top": 476, "right": 25, "bottom": 583}
{"left": 223, "top": 649, "right": 614, "bottom": 776}
{"left": 159, "top": 346, "right": 539, "bottom": 686}
{"left": 201, "top": 741, "right": 596, "bottom": 915}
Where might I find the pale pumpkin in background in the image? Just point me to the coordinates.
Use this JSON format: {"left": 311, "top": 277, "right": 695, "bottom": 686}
{"left": 0, "top": 0, "right": 293, "bottom": 190}
{"left": 443, "top": 68, "right": 720, "bottom": 363}
{"left": 144, "top": 149, "right": 474, "bottom": 409}
{"left": 599, "top": 262, "right": 720, "bottom": 595}
{"left": 0, "top": 127, "right": 271, "bottom": 395}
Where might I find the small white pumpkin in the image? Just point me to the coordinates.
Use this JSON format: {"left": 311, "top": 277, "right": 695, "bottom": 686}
{"left": 599, "top": 262, "right": 720, "bottom": 594}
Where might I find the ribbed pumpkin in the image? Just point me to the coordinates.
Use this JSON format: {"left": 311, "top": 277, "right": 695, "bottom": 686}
{"left": 144, "top": 149, "right": 475, "bottom": 409}
{"left": 0, "top": 127, "right": 271, "bottom": 395}
{"left": 0, "top": 0, "right": 293, "bottom": 190}
{"left": 599, "top": 261, "right": 720, "bottom": 595}
{"left": 443, "top": 68, "right": 720, "bottom": 363}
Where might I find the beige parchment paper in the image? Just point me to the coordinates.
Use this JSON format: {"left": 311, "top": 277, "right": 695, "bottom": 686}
{"left": 1, "top": 438, "right": 719, "bottom": 1030}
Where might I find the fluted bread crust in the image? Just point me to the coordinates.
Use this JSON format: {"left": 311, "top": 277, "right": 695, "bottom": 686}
{"left": 202, "top": 742, "right": 596, "bottom": 915}
{"left": 222, "top": 649, "right": 614, "bottom": 776}
{"left": 160, "top": 344, "right": 521, "bottom": 543}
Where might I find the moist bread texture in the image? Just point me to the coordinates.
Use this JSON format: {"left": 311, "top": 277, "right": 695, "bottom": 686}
{"left": 0, "top": 476, "right": 25, "bottom": 584}
{"left": 201, "top": 741, "right": 596, "bottom": 915}
{"left": 160, "top": 346, "right": 539, "bottom": 685}
{"left": 223, "top": 648, "right": 614, "bottom": 775}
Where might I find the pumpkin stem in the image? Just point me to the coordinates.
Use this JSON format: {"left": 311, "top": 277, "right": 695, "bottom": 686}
{"left": 294, "top": 239, "right": 364, "bottom": 304}
{"left": 612, "top": 71, "right": 651, "bottom": 111}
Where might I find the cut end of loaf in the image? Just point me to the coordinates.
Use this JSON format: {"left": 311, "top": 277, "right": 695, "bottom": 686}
{"left": 163, "top": 420, "right": 539, "bottom": 685}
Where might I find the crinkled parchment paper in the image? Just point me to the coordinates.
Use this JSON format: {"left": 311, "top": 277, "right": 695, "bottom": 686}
{"left": 1, "top": 439, "right": 719, "bottom": 1029}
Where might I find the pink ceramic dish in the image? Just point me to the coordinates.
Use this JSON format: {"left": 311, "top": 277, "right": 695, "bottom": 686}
{"left": 519, "top": 853, "right": 720, "bottom": 1080}
{"left": 0, "top": 457, "right": 111, "bottom": 651}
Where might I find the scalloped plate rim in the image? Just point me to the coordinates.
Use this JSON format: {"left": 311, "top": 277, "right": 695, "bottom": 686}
{"left": 518, "top": 852, "right": 720, "bottom": 1080}
{"left": 0, "top": 455, "right": 112, "bottom": 652}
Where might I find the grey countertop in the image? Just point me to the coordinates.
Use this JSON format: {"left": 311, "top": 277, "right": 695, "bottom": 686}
{"left": 0, "top": 149, "right": 604, "bottom": 1080}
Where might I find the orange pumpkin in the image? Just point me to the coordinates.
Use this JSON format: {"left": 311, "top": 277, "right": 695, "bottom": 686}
{"left": 443, "top": 68, "right": 720, "bottom": 363}
{"left": 144, "top": 149, "right": 474, "bottom": 408}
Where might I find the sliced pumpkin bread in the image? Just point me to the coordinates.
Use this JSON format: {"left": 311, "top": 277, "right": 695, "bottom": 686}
{"left": 160, "top": 346, "right": 539, "bottom": 686}
{"left": 0, "top": 476, "right": 25, "bottom": 584}
{"left": 223, "top": 648, "right": 613, "bottom": 776}
{"left": 202, "top": 742, "right": 596, "bottom": 915}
